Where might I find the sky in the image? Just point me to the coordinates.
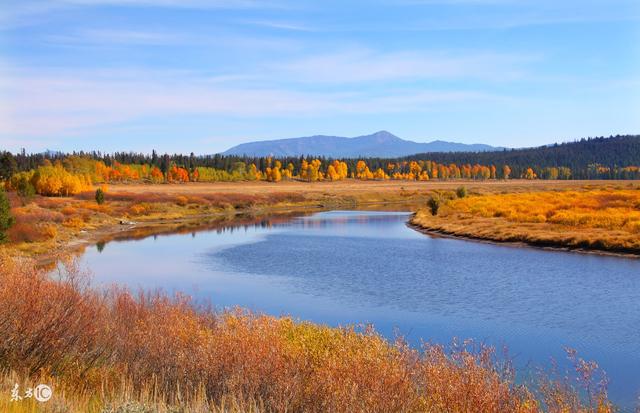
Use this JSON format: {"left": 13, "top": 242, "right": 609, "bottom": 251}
{"left": 0, "top": 0, "right": 639, "bottom": 154}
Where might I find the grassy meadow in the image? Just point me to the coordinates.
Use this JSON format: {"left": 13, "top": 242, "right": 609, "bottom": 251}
{"left": 412, "top": 185, "right": 640, "bottom": 254}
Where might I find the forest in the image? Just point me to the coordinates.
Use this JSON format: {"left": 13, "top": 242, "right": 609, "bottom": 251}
{"left": 405, "top": 135, "right": 640, "bottom": 179}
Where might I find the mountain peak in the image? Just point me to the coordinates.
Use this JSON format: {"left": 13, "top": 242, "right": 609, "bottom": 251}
{"left": 366, "top": 130, "right": 402, "bottom": 143}
{"left": 221, "top": 131, "right": 503, "bottom": 158}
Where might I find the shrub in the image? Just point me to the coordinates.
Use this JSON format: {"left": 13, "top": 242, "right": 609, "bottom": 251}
{"left": 0, "top": 188, "right": 14, "bottom": 242}
{"left": 95, "top": 187, "right": 105, "bottom": 205}
{"left": 456, "top": 185, "right": 468, "bottom": 198}
{"left": 175, "top": 195, "right": 188, "bottom": 206}
{"left": 10, "top": 171, "right": 36, "bottom": 204}
{"left": 8, "top": 222, "right": 57, "bottom": 243}
{"left": 63, "top": 216, "right": 85, "bottom": 229}
{"left": 427, "top": 194, "right": 442, "bottom": 216}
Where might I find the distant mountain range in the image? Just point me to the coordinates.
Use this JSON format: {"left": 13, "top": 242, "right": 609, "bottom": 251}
{"left": 221, "top": 131, "right": 505, "bottom": 158}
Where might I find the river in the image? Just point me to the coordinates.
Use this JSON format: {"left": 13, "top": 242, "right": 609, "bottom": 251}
{"left": 77, "top": 210, "right": 640, "bottom": 409}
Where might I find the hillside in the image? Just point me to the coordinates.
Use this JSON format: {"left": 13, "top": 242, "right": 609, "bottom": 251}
{"left": 221, "top": 131, "right": 503, "bottom": 157}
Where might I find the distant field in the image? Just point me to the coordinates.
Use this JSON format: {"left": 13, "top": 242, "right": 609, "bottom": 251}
{"left": 89, "top": 178, "right": 639, "bottom": 196}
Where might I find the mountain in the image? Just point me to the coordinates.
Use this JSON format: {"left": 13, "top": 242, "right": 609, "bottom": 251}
{"left": 221, "top": 131, "right": 503, "bottom": 158}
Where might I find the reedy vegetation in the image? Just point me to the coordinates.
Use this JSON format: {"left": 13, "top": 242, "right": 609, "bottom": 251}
{"left": 0, "top": 253, "right": 615, "bottom": 412}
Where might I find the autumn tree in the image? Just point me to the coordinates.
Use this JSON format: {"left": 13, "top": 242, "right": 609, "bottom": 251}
{"left": 150, "top": 166, "right": 164, "bottom": 183}
{"left": 558, "top": 167, "right": 572, "bottom": 180}
{"left": 409, "top": 161, "right": 422, "bottom": 180}
{"left": 328, "top": 160, "right": 348, "bottom": 181}
{"left": 32, "top": 164, "right": 91, "bottom": 196}
{"left": 523, "top": 167, "right": 537, "bottom": 180}
{"left": 249, "top": 163, "right": 261, "bottom": 180}
{"left": 8, "top": 171, "right": 35, "bottom": 204}
{"left": 300, "top": 159, "right": 321, "bottom": 181}
{"left": 266, "top": 166, "right": 282, "bottom": 182}
{"left": 168, "top": 165, "right": 190, "bottom": 183}
{"left": 502, "top": 165, "right": 512, "bottom": 180}
{"left": 308, "top": 160, "right": 320, "bottom": 181}
{"left": 356, "top": 160, "right": 373, "bottom": 180}
{"left": 327, "top": 165, "right": 339, "bottom": 181}
{"left": 373, "top": 168, "right": 387, "bottom": 180}
{"left": 300, "top": 160, "right": 309, "bottom": 181}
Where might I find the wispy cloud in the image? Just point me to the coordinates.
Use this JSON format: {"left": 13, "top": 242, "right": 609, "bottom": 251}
{"left": 0, "top": 0, "right": 292, "bottom": 29}
{"left": 47, "top": 29, "right": 187, "bottom": 46}
{"left": 239, "top": 19, "right": 315, "bottom": 32}
{"left": 270, "top": 48, "right": 537, "bottom": 83}
{"left": 0, "top": 67, "right": 500, "bottom": 138}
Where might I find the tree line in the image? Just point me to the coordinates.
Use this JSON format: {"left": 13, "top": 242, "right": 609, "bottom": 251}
{"left": 0, "top": 135, "right": 639, "bottom": 197}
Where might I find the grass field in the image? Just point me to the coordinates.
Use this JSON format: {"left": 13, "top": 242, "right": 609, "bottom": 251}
{"left": 412, "top": 185, "right": 640, "bottom": 255}
{"left": 3, "top": 179, "right": 639, "bottom": 260}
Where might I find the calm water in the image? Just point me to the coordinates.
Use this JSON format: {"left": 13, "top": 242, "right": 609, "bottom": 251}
{"left": 79, "top": 211, "right": 640, "bottom": 408}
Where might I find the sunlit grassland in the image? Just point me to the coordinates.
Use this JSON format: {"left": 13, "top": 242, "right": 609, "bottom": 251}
{"left": 412, "top": 187, "right": 640, "bottom": 254}
{"left": 0, "top": 253, "right": 615, "bottom": 413}
{"left": 4, "top": 179, "right": 634, "bottom": 259}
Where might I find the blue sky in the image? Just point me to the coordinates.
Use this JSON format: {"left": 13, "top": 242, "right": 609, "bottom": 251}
{"left": 1, "top": 0, "right": 639, "bottom": 154}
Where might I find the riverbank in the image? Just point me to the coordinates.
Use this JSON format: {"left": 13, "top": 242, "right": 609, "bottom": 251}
{"left": 410, "top": 187, "right": 640, "bottom": 257}
{"left": 4, "top": 179, "right": 636, "bottom": 263}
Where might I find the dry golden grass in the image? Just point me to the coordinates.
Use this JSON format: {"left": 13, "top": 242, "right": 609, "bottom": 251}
{"left": 0, "top": 252, "right": 616, "bottom": 413}
{"left": 3, "top": 179, "right": 638, "bottom": 259}
{"left": 412, "top": 188, "right": 640, "bottom": 254}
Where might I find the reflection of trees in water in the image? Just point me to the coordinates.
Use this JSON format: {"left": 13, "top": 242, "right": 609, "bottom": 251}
{"left": 93, "top": 210, "right": 315, "bottom": 248}
{"left": 294, "top": 213, "right": 409, "bottom": 230}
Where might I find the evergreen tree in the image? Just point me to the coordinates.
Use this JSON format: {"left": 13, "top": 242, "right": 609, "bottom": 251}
{"left": 0, "top": 188, "right": 14, "bottom": 242}
{"left": 0, "top": 151, "right": 17, "bottom": 181}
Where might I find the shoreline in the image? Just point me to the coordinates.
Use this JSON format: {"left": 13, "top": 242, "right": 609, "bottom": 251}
{"left": 34, "top": 199, "right": 425, "bottom": 267}
{"left": 407, "top": 216, "right": 640, "bottom": 259}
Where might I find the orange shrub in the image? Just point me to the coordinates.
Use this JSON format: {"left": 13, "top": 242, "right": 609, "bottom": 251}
{"left": 128, "top": 203, "right": 153, "bottom": 216}
{"left": 175, "top": 195, "right": 189, "bottom": 206}
{"left": 8, "top": 223, "right": 57, "bottom": 243}
{"left": 63, "top": 216, "right": 85, "bottom": 229}
{"left": 61, "top": 205, "right": 78, "bottom": 216}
